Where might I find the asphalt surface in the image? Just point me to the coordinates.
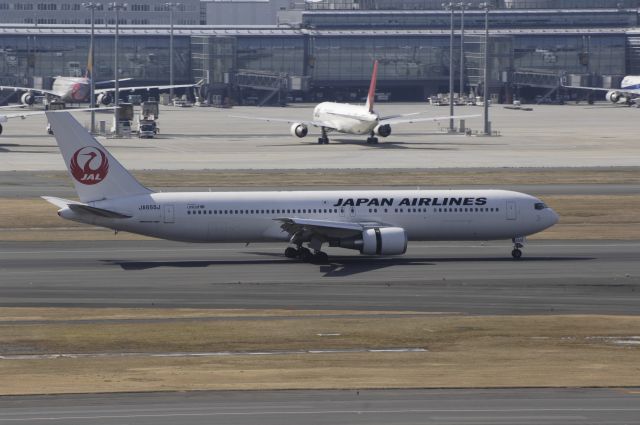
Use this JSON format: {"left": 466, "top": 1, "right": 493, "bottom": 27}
{"left": 0, "top": 388, "right": 639, "bottom": 425}
{"left": 1, "top": 240, "right": 638, "bottom": 314}
{"left": 2, "top": 103, "right": 640, "bottom": 170}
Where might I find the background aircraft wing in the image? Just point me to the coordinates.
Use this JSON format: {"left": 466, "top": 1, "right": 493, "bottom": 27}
{"left": 561, "top": 84, "right": 640, "bottom": 96}
{"left": 379, "top": 114, "right": 480, "bottom": 126}
{"left": 1, "top": 106, "right": 110, "bottom": 122}
{"left": 95, "top": 83, "right": 196, "bottom": 94}
{"left": 275, "top": 217, "right": 385, "bottom": 239}
{"left": 0, "top": 85, "right": 61, "bottom": 97}
{"left": 229, "top": 115, "right": 328, "bottom": 128}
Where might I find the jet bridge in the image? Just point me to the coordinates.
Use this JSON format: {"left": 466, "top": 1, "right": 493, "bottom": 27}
{"left": 234, "top": 69, "right": 290, "bottom": 106}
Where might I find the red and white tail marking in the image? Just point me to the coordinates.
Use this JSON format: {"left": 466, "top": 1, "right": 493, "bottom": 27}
{"left": 364, "top": 60, "right": 378, "bottom": 113}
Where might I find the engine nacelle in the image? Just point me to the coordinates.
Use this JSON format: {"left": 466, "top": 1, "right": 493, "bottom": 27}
{"left": 97, "top": 93, "right": 113, "bottom": 106}
{"left": 373, "top": 124, "right": 391, "bottom": 137}
{"left": 20, "top": 92, "right": 35, "bottom": 105}
{"left": 289, "top": 123, "right": 308, "bottom": 138}
{"left": 606, "top": 90, "right": 624, "bottom": 103}
{"left": 336, "top": 227, "right": 408, "bottom": 255}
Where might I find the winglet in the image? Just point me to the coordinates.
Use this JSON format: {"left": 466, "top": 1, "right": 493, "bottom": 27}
{"left": 364, "top": 60, "right": 379, "bottom": 113}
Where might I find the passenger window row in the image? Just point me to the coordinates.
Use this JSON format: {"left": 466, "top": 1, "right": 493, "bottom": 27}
{"left": 186, "top": 208, "right": 339, "bottom": 215}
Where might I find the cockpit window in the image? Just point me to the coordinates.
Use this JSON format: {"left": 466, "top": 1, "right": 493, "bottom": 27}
{"left": 534, "top": 202, "right": 548, "bottom": 210}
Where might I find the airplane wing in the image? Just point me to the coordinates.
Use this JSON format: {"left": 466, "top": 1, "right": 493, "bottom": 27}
{"left": 561, "top": 84, "right": 640, "bottom": 95}
{"left": 0, "top": 106, "right": 111, "bottom": 123}
{"left": 275, "top": 217, "right": 384, "bottom": 239}
{"left": 0, "top": 85, "right": 61, "bottom": 97}
{"left": 0, "top": 105, "right": 25, "bottom": 109}
{"left": 95, "top": 83, "right": 196, "bottom": 95}
{"left": 379, "top": 114, "right": 480, "bottom": 126}
{"left": 229, "top": 115, "right": 328, "bottom": 128}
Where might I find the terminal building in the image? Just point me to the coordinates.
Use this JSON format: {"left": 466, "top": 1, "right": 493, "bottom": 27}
{"left": 0, "top": 0, "right": 639, "bottom": 104}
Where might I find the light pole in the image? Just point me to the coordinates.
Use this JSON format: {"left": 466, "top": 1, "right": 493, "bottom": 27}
{"left": 458, "top": 3, "right": 470, "bottom": 100}
{"left": 83, "top": 2, "right": 100, "bottom": 134}
{"left": 443, "top": 2, "right": 455, "bottom": 132}
{"left": 481, "top": 2, "right": 491, "bottom": 135}
{"left": 166, "top": 2, "right": 181, "bottom": 101}
{"left": 109, "top": 2, "right": 126, "bottom": 136}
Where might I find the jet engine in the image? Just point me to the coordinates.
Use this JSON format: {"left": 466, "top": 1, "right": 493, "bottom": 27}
{"left": 373, "top": 123, "right": 391, "bottom": 137}
{"left": 97, "top": 93, "right": 113, "bottom": 106}
{"left": 334, "top": 227, "right": 407, "bottom": 256}
{"left": 606, "top": 90, "right": 625, "bottom": 104}
{"left": 20, "top": 92, "right": 35, "bottom": 105}
{"left": 289, "top": 123, "right": 308, "bottom": 138}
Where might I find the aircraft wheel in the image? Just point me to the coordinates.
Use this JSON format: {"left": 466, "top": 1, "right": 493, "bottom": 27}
{"left": 299, "top": 247, "right": 313, "bottom": 262}
{"left": 366, "top": 137, "right": 372, "bottom": 144}
{"left": 284, "top": 247, "right": 298, "bottom": 259}
{"left": 314, "top": 251, "right": 329, "bottom": 264}
{"left": 511, "top": 249, "right": 522, "bottom": 259}
{"left": 371, "top": 137, "right": 379, "bottom": 144}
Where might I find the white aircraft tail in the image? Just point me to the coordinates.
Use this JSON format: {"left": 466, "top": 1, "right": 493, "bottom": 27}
{"left": 364, "top": 60, "right": 379, "bottom": 113}
{"left": 46, "top": 111, "right": 152, "bottom": 203}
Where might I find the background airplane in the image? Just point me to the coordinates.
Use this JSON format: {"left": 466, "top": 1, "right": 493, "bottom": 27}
{"left": 232, "top": 60, "right": 479, "bottom": 144}
{"left": 43, "top": 111, "right": 558, "bottom": 262}
{"left": 563, "top": 75, "right": 640, "bottom": 106}
{"left": 0, "top": 47, "right": 196, "bottom": 107}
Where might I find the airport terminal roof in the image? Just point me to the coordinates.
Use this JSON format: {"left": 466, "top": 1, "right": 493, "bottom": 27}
{"left": 0, "top": 24, "right": 629, "bottom": 37}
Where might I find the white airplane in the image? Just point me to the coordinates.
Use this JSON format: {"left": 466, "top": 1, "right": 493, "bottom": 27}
{"left": 0, "top": 105, "right": 103, "bottom": 136}
{"left": 232, "top": 60, "right": 479, "bottom": 144}
{"left": 42, "top": 112, "right": 558, "bottom": 262}
{"left": 563, "top": 75, "right": 640, "bottom": 106}
{"left": 0, "top": 48, "right": 196, "bottom": 107}
{"left": 0, "top": 76, "right": 196, "bottom": 107}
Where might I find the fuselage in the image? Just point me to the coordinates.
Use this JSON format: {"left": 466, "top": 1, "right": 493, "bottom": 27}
{"left": 621, "top": 75, "right": 640, "bottom": 91}
{"left": 59, "top": 189, "right": 558, "bottom": 244}
{"left": 313, "top": 102, "right": 379, "bottom": 135}
{"left": 52, "top": 76, "right": 90, "bottom": 102}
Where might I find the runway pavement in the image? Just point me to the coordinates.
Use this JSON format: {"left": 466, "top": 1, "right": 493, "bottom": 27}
{"left": 1, "top": 240, "right": 638, "bottom": 314}
{"left": 0, "top": 388, "right": 638, "bottom": 425}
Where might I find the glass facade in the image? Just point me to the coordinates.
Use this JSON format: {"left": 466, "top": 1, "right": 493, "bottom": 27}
{"left": 311, "top": 36, "right": 450, "bottom": 82}
{"left": 0, "top": 35, "right": 191, "bottom": 86}
{"left": 513, "top": 35, "right": 626, "bottom": 75}
{"left": 236, "top": 37, "right": 304, "bottom": 75}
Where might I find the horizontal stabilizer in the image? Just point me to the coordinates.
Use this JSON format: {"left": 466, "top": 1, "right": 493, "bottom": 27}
{"left": 41, "top": 196, "right": 131, "bottom": 219}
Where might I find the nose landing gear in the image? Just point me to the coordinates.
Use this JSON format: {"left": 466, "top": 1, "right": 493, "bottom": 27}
{"left": 511, "top": 236, "right": 526, "bottom": 259}
{"left": 318, "top": 127, "right": 329, "bottom": 144}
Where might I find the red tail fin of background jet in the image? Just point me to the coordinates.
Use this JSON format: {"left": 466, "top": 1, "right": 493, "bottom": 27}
{"left": 364, "top": 60, "right": 378, "bottom": 113}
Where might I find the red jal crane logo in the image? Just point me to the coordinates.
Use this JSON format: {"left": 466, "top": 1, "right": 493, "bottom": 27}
{"left": 70, "top": 147, "right": 109, "bottom": 185}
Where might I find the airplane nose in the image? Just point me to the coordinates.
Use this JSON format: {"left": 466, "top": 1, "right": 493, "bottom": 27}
{"left": 549, "top": 209, "right": 560, "bottom": 226}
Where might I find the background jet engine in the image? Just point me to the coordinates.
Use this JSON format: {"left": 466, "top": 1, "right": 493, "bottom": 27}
{"left": 289, "top": 123, "right": 308, "bottom": 138}
{"left": 373, "top": 123, "right": 391, "bottom": 137}
{"left": 20, "top": 92, "right": 35, "bottom": 105}
{"left": 97, "top": 93, "right": 113, "bottom": 106}
{"left": 605, "top": 90, "right": 626, "bottom": 104}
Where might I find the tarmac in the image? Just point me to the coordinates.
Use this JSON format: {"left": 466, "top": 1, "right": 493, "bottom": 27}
{"left": 1, "top": 240, "right": 638, "bottom": 314}
{"left": 1, "top": 388, "right": 639, "bottom": 425}
{"left": 0, "top": 102, "right": 639, "bottom": 170}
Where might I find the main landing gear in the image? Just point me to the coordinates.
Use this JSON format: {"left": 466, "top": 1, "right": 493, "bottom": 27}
{"left": 284, "top": 246, "right": 329, "bottom": 264}
{"left": 511, "top": 236, "right": 525, "bottom": 259}
{"left": 318, "top": 127, "right": 329, "bottom": 144}
{"left": 366, "top": 131, "right": 379, "bottom": 144}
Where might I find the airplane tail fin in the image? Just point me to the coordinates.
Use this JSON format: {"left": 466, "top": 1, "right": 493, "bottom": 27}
{"left": 45, "top": 111, "right": 153, "bottom": 203}
{"left": 364, "top": 60, "right": 379, "bottom": 113}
